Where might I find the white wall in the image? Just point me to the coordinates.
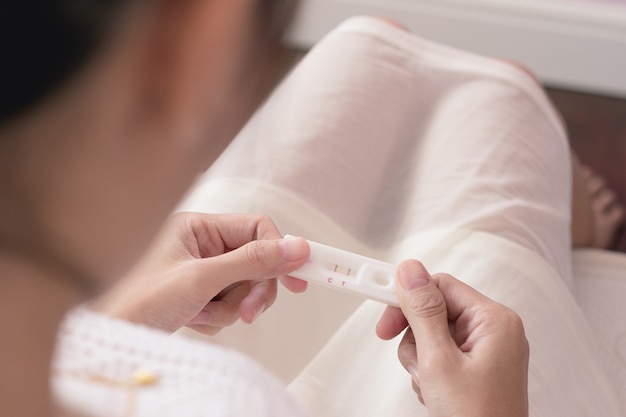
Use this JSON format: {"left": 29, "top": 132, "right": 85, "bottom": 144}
{"left": 287, "top": 0, "right": 626, "bottom": 97}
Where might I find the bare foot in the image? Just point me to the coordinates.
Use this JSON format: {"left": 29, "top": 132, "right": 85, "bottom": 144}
{"left": 571, "top": 153, "right": 625, "bottom": 249}
{"left": 581, "top": 168, "right": 625, "bottom": 249}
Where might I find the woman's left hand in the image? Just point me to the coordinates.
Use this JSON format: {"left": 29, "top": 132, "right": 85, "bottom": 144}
{"left": 91, "top": 212, "right": 310, "bottom": 335}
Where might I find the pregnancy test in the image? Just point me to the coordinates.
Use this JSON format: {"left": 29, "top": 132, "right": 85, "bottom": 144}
{"left": 285, "top": 235, "right": 399, "bottom": 307}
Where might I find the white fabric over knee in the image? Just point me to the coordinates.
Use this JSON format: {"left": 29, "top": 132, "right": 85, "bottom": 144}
{"left": 181, "top": 16, "right": 619, "bottom": 417}
{"left": 201, "top": 17, "right": 572, "bottom": 285}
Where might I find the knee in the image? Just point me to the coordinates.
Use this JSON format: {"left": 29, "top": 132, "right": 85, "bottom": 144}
{"left": 498, "top": 59, "right": 539, "bottom": 83}
{"left": 370, "top": 16, "right": 410, "bottom": 32}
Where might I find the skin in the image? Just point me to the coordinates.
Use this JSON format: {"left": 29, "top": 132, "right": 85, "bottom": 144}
{"left": 0, "top": 2, "right": 309, "bottom": 416}
{"left": 0, "top": 3, "right": 530, "bottom": 416}
{"left": 571, "top": 154, "right": 625, "bottom": 248}
{"left": 377, "top": 261, "right": 529, "bottom": 417}
{"left": 93, "top": 213, "right": 310, "bottom": 335}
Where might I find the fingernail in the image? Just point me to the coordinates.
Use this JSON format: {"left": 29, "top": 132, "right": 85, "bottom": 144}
{"left": 189, "top": 310, "right": 213, "bottom": 325}
{"left": 278, "top": 237, "right": 307, "bottom": 262}
{"left": 251, "top": 303, "right": 266, "bottom": 323}
{"left": 399, "top": 261, "right": 430, "bottom": 291}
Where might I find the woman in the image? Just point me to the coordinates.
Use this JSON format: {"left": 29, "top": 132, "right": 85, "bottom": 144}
{"left": 0, "top": 2, "right": 619, "bottom": 417}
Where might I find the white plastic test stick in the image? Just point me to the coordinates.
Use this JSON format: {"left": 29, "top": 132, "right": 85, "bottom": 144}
{"left": 285, "top": 235, "right": 399, "bottom": 307}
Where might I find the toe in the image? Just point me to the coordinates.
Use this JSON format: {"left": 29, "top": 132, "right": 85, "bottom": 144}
{"left": 591, "top": 200, "right": 625, "bottom": 249}
{"left": 586, "top": 174, "right": 607, "bottom": 197}
{"left": 594, "top": 189, "right": 618, "bottom": 212}
{"left": 608, "top": 204, "right": 626, "bottom": 225}
{"left": 580, "top": 166, "right": 593, "bottom": 178}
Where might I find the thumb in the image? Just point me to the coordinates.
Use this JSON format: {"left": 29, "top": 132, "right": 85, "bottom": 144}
{"left": 196, "top": 236, "right": 310, "bottom": 290}
{"left": 397, "top": 260, "right": 456, "bottom": 359}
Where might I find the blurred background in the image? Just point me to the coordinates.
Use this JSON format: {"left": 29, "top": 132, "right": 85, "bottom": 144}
{"left": 285, "top": 0, "right": 626, "bottom": 251}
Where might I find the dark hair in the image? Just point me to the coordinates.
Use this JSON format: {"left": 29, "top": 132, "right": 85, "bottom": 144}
{"left": 0, "top": 2, "right": 129, "bottom": 122}
{"left": 0, "top": 0, "right": 297, "bottom": 123}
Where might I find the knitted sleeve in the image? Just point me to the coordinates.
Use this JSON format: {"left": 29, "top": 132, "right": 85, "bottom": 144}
{"left": 52, "top": 308, "right": 309, "bottom": 417}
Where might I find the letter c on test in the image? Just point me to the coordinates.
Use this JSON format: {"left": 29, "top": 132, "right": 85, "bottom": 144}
{"left": 327, "top": 277, "right": 333, "bottom": 284}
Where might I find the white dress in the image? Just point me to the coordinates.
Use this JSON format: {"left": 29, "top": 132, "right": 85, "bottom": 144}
{"left": 52, "top": 309, "right": 307, "bottom": 417}
{"left": 53, "top": 16, "right": 622, "bottom": 417}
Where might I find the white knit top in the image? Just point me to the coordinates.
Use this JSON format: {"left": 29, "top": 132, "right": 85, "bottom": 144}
{"left": 52, "top": 309, "right": 308, "bottom": 417}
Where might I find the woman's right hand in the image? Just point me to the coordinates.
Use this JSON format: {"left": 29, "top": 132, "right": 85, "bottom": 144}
{"left": 376, "top": 260, "right": 529, "bottom": 417}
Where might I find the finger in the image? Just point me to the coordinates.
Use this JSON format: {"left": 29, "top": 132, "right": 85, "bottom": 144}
{"left": 177, "top": 213, "right": 285, "bottom": 259}
{"left": 396, "top": 260, "right": 457, "bottom": 360}
{"left": 189, "top": 281, "right": 251, "bottom": 327}
{"left": 279, "top": 275, "right": 308, "bottom": 293}
{"left": 415, "top": 382, "right": 424, "bottom": 405}
{"left": 238, "top": 278, "right": 278, "bottom": 324}
{"left": 240, "top": 274, "right": 310, "bottom": 322}
{"left": 185, "top": 323, "right": 223, "bottom": 336}
{"left": 192, "top": 237, "right": 310, "bottom": 297}
{"left": 397, "top": 327, "right": 418, "bottom": 372}
{"left": 397, "top": 329, "right": 424, "bottom": 401}
{"left": 206, "top": 214, "right": 284, "bottom": 250}
{"left": 376, "top": 305, "right": 408, "bottom": 340}
{"left": 431, "top": 273, "right": 493, "bottom": 323}
{"left": 409, "top": 368, "right": 424, "bottom": 404}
